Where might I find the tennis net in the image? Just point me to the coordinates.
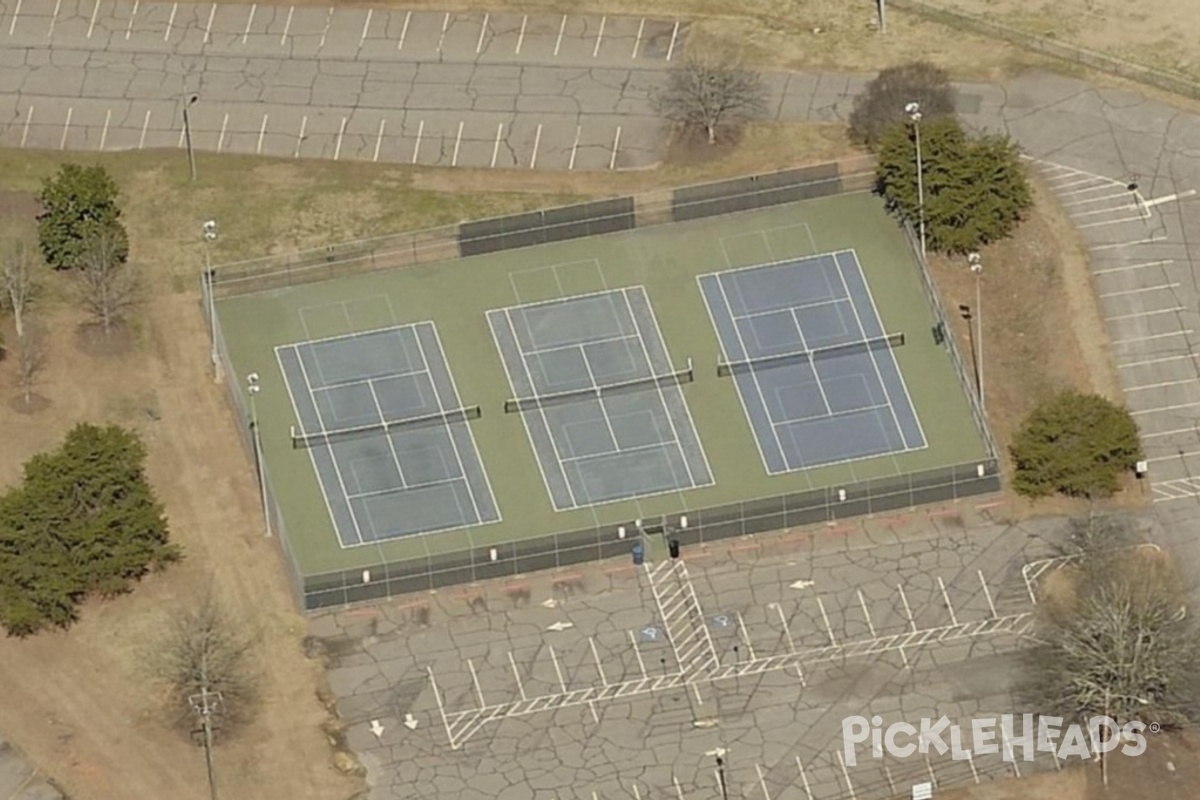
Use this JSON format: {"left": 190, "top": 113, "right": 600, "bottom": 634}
{"left": 504, "top": 358, "right": 693, "bottom": 413}
{"left": 717, "top": 333, "right": 906, "bottom": 377}
{"left": 290, "top": 405, "right": 482, "bottom": 448}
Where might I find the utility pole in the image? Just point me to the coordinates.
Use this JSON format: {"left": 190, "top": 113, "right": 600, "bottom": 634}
{"left": 183, "top": 95, "right": 199, "bottom": 181}
{"left": 203, "top": 220, "right": 219, "bottom": 372}
{"left": 878, "top": 0, "right": 887, "bottom": 34}
{"left": 189, "top": 684, "right": 223, "bottom": 800}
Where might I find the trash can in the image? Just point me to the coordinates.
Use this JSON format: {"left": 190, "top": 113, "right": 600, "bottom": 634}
{"left": 632, "top": 542, "right": 644, "bottom": 566}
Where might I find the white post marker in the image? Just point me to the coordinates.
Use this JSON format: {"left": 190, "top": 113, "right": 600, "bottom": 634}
{"left": 20, "top": 106, "right": 32, "bottom": 148}
{"left": 256, "top": 113, "right": 268, "bottom": 154}
{"left": 281, "top": 5, "right": 293, "bottom": 46}
{"left": 87, "top": 0, "right": 101, "bottom": 39}
{"left": 124, "top": 0, "right": 137, "bottom": 40}
{"left": 99, "top": 108, "right": 111, "bottom": 151}
{"left": 490, "top": 122, "right": 503, "bottom": 168}
{"left": 59, "top": 106, "right": 72, "bottom": 150}
{"left": 529, "top": 123, "right": 542, "bottom": 169}
{"left": 373, "top": 118, "right": 385, "bottom": 162}
{"left": 609, "top": 126, "right": 621, "bottom": 170}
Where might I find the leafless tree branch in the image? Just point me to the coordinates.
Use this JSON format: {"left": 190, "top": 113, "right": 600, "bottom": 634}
{"left": 77, "top": 229, "right": 136, "bottom": 337}
{"left": 652, "top": 51, "right": 767, "bottom": 144}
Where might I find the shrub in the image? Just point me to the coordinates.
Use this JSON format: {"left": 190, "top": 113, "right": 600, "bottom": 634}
{"left": 848, "top": 62, "right": 957, "bottom": 151}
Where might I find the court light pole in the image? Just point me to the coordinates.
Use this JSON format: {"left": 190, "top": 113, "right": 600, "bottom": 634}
{"left": 247, "top": 373, "right": 273, "bottom": 538}
{"left": 968, "top": 252, "right": 984, "bottom": 413}
{"left": 203, "top": 220, "right": 218, "bottom": 370}
{"left": 183, "top": 94, "right": 199, "bottom": 182}
{"left": 906, "top": 101, "right": 927, "bottom": 257}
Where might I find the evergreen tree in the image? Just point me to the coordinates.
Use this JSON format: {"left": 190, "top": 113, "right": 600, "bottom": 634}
{"left": 37, "top": 164, "right": 129, "bottom": 271}
{"left": 848, "top": 62, "right": 957, "bottom": 150}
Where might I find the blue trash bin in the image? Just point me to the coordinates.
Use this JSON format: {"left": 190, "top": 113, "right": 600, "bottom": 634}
{"left": 632, "top": 542, "right": 644, "bottom": 566}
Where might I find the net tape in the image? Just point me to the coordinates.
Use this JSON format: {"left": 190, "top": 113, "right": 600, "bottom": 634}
{"left": 717, "top": 332, "right": 905, "bottom": 377}
{"left": 291, "top": 405, "right": 482, "bottom": 448}
{"left": 505, "top": 358, "right": 694, "bottom": 413}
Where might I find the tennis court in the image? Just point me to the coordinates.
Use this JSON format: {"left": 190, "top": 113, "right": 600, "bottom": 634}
{"left": 487, "top": 287, "right": 712, "bottom": 510}
{"left": 699, "top": 251, "right": 926, "bottom": 474}
{"left": 276, "top": 321, "right": 499, "bottom": 546}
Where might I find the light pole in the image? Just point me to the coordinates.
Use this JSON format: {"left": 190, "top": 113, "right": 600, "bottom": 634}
{"left": 247, "top": 372, "right": 273, "bottom": 537}
{"left": 203, "top": 220, "right": 218, "bottom": 370}
{"left": 183, "top": 95, "right": 199, "bottom": 182}
{"left": 906, "top": 101, "right": 926, "bottom": 256}
{"left": 968, "top": 252, "right": 984, "bottom": 413}
{"left": 878, "top": 0, "right": 887, "bottom": 33}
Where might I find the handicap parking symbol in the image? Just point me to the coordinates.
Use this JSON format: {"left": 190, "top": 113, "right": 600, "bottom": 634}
{"left": 709, "top": 614, "right": 732, "bottom": 629}
{"left": 639, "top": 626, "right": 663, "bottom": 643}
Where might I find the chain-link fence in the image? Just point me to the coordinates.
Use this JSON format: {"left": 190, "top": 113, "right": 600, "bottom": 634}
{"left": 890, "top": 0, "right": 1200, "bottom": 100}
{"left": 204, "top": 155, "right": 1001, "bottom": 611}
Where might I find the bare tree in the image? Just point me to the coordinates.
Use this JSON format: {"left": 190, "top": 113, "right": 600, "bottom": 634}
{"left": 16, "top": 318, "right": 44, "bottom": 407}
{"left": 2, "top": 237, "right": 37, "bottom": 341}
{"left": 1022, "top": 516, "right": 1200, "bottom": 728}
{"left": 77, "top": 229, "right": 136, "bottom": 336}
{"left": 652, "top": 51, "right": 767, "bottom": 144}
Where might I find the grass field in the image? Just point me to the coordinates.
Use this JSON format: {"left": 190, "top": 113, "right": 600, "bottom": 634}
{"left": 216, "top": 189, "right": 989, "bottom": 592}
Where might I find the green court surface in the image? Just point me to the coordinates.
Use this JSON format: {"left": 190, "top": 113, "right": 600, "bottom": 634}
{"left": 217, "top": 191, "right": 990, "bottom": 580}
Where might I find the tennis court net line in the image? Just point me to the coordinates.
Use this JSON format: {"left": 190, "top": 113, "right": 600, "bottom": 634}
{"left": 717, "top": 333, "right": 906, "bottom": 377}
{"left": 290, "top": 405, "right": 482, "bottom": 448}
{"left": 504, "top": 358, "right": 694, "bottom": 413}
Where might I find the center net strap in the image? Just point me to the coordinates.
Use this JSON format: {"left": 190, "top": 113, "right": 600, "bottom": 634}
{"left": 717, "top": 332, "right": 906, "bottom": 377}
{"left": 291, "top": 405, "right": 482, "bottom": 448}
{"left": 505, "top": 358, "right": 693, "bottom": 413}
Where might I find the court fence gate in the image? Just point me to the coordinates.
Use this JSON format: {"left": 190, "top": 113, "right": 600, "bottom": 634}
{"left": 202, "top": 157, "right": 1001, "bottom": 611}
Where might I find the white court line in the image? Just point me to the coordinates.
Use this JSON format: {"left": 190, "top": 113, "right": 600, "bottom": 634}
{"left": 438, "top": 11, "right": 449, "bottom": 52}
{"left": 48, "top": 0, "right": 62, "bottom": 38}
{"left": 373, "top": 118, "right": 385, "bottom": 162}
{"left": 554, "top": 14, "right": 566, "bottom": 55}
{"left": 516, "top": 15, "right": 527, "bottom": 54}
{"left": 8, "top": 0, "right": 21, "bottom": 36}
{"left": 346, "top": 475, "right": 462, "bottom": 502}
{"left": 476, "top": 12, "right": 488, "bottom": 53}
{"left": 578, "top": 345, "right": 621, "bottom": 454}
{"left": 20, "top": 106, "right": 32, "bottom": 148}
{"left": 1113, "top": 330, "right": 1192, "bottom": 345}
{"left": 666, "top": 20, "right": 680, "bottom": 60}
{"left": 1132, "top": 402, "right": 1200, "bottom": 416}
{"left": 632, "top": 18, "right": 644, "bottom": 58}
{"left": 164, "top": 2, "right": 176, "bottom": 42}
{"left": 568, "top": 125, "right": 580, "bottom": 170}
{"left": 242, "top": 3, "right": 256, "bottom": 44}
{"left": 412, "top": 119, "right": 424, "bottom": 163}
{"left": 1093, "top": 259, "right": 1172, "bottom": 276}
{"left": 334, "top": 116, "right": 347, "bottom": 160}
{"left": 294, "top": 115, "right": 307, "bottom": 158}
{"left": 530, "top": 123, "right": 542, "bottom": 169}
{"left": 59, "top": 107, "right": 72, "bottom": 150}
{"left": 787, "top": 308, "right": 830, "bottom": 413}
{"left": 397, "top": 10, "right": 411, "bottom": 51}
{"left": 593, "top": 15, "right": 606, "bottom": 57}
{"left": 1091, "top": 236, "right": 1165, "bottom": 251}
{"left": 281, "top": 5, "right": 293, "bottom": 46}
{"left": 451, "top": 121, "right": 463, "bottom": 167}
{"left": 1098, "top": 283, "right": 1178, "bottom": 298}
{"left": 523, "top": 332, "right": 637, "bottom": 358}
{"left": 1127, "top": 379, "right": 1195, "bottom": 392}
{"left": 99, "top": 108, "right": 111, "bottom": 151}
{"left": 256, "top": 113, "right": 268, "bottom": 154}
{"left": 364, "top": 380, "right": 412, "bottom": 493}
{"left": 490, "top": 123, "right": 502, "bottom": 168}
{"left": 1106, "top": 307, "right": 1185, "bottom": 322}
{"left": 609, "top": 126, "right": 622, "bottom": 170}
{"left": 87, "top": 0, "right": 101, "bottom": 39}
{"left": 203, "top": 2, "right": 216, "bottom": 43}
{"left": 125, "top": 0, "right": 137, "bottom": 40}
{"left": 360, "top": 8, "right": 373, "bottom": 47}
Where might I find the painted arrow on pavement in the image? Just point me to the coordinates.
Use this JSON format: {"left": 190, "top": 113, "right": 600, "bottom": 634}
{"left": 547, "top": 621, "right": 575, "bottom": 632}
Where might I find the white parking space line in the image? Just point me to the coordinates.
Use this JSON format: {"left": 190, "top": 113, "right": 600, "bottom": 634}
{"left": 1121, "top": 353, "right": 1200, "bottom": 369}
{"left": 1148, "top": 449, "right": 1200, "bottom": 463}
{"left": 610, "top": 126, "right": 622, "bottom": 170}
{"left": 257, "top": 113, "right": 268, "bottom": 154}
{"left": 1070, "top": 200, "right": 1141, "bottom": 218}
{"left": 516, "top": 14, "right": 527, "bottom": 53}
{"left": 1098, "top": 283, "right": 1179, "bottom": 298}
{"left": 8, "top": 0, "right": 22, "bottom": 37}
{"left": 1126, "top": 379, "right": 1195, "bottom": 392}
{"left": 397, "top": 10, "right": 410, "bottom": 50}
{"left": 569, "top": 125, "right": 580, "bottom": 170}
{"left": 49, "top": 0, "right": 62, "bottom": 39}
{"left": 1106, "top": 307, "right": 1185, "bottom": 321}
{"left": 138, "top": 109, "right": 150, "bottom": 148}
{"left": 99, "top": 108, "right": 111, "bottom": 150}
{"left": 318, "top": 6, "right": 332, "bottom": 50}
{"left": 334, "top": 116, "right": 346, "bottom": 160}
{"left": 1092, "top": 236, "right": 1166, "bottom": 251}
{"left": 203, "top": 2, "right": 215, "bottom": 42}
{"left": 59, "top": 107, "right": 72, "bottom": 150}
{"left": 1051, "top": 177, "right": 1115, "bottom": 193}
{"left": 412, "top": 119, "right": 424, "bottom": 163}
{"left": 438, "top": 11, "right": 449, "bottom": 52}
{"left": 451, "top": 120, "right": 463, "bottom": 166}
{"left": 1113, "top": 330, "right": 1192, "bottom": 345}
{"left": 667, "top": 20, "right": 680, "bottom": 60}
{"left": 555, "top": 15, "right": 568, "bottom": 56}
{"left": 476, "top": 12, "right": 488, "bottom": 53}
{"left": 125, "top": 0, "right": 137, "bottom": 40}
{"left": 360, "top": 8, "right": 373, "bottom": 47}
{"left": 164, "top": 2, "right": 177, "bottom": 42}
{"left": 87, "top": 0, "right": 101, "bottom": 39}
{"left": 530, "top": 123, "right": 542, "bottom": 168}
{"left": 593, "top": 15, "right": 606, "bottom": 57}
{"left": 1062, "top": 190, "right": 1135, "bottom": 208}
{"left": 242, "top": 3, "right": 256, "bottom": 44}
{"left": 1144, "top": 190, "right": 1198, "bottom": 209}
{"left": 281, "top": 6, "right": 293, "bottom": 45}
{"left": 294, "top": 115, "right": 306, "bottom": 158}
{"left": 490, "top": 123, "right": 502, "bottom": 168}
{"left": 373, "top": 118, "right": 385, "bottom": 162}
{"left": 1093, "top": 259, "right": 1172, "bottom": 275}
{"left": 217, "top": 112, "right": 229, "bottom": 152}
{"left": 633, "top": 18, "right": 645, "bottom": 58}
{"left": 1132, "top": 402, "right": 1200, "bottom": 416}
{"left": 1079, "top": 215, "right": 1149, "bottom": 229}
{"left": 20, "top": 106, "right": 32, "bottom": 148}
